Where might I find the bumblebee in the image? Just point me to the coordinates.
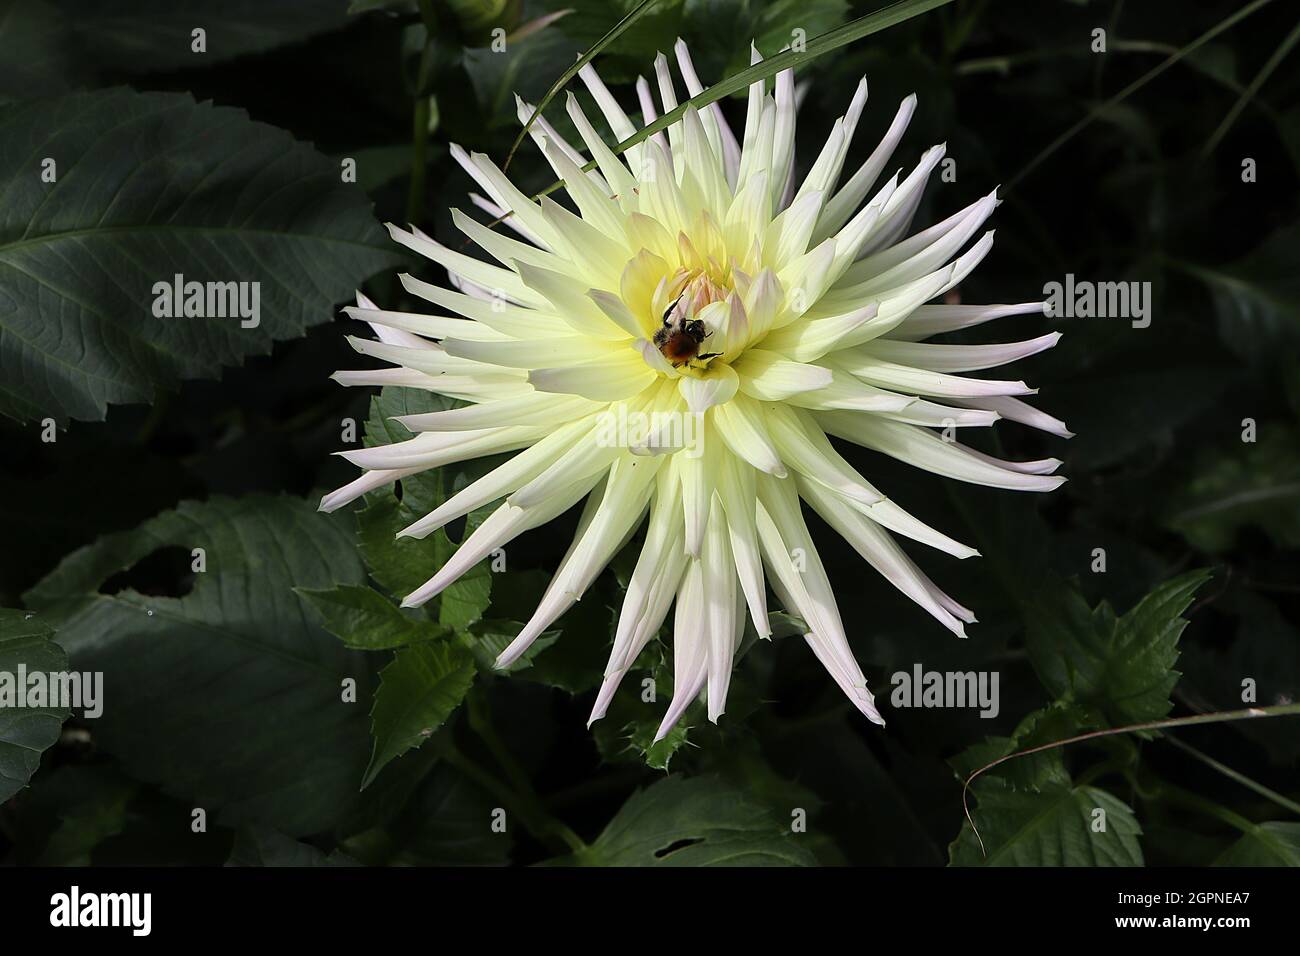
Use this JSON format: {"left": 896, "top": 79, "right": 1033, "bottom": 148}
{"left": 653, "top": 296, "right": 721, "bottom": 367}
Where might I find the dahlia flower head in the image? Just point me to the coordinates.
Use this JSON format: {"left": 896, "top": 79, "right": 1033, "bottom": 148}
{"left": 323, "top": 40, "right": 1068, "bottom": 740}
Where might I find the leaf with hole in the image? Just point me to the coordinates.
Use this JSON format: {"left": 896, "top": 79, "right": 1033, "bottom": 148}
{"left": 24, "top": 495, "right": 374, "bottom": 836}
{"left": 558, "top": 775, "right": 816, "bottom": 866}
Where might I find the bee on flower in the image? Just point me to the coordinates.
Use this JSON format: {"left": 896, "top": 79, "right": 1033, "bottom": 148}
{"left": 322, "top": 40, "right": 1068, "bottom": 739}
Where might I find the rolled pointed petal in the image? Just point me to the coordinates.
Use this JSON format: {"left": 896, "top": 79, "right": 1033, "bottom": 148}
{"left": 816, "top": 410, "right": 1066, "bottom": 492}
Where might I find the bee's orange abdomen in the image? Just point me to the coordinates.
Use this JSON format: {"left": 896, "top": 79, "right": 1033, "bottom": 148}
{"left": 660, "top": 331, "right": 700, "bottom": 364}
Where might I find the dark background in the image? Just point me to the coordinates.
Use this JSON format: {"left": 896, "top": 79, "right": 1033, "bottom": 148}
{"left": 0, "top": 0, "right": 1297, "bottom": 866}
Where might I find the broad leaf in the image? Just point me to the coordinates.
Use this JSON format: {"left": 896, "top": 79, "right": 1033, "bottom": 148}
{"left": 0, "top": 608, "right": 69, "bottom": 801}
{"left": 560, "top": 775, "right": 817, "bottom": 866}
{"left": 52, "top": 0, "right": 356, "bottom": 73}
{"left": 1166, "top": 427, "right": 1300, "bottom": 552}
{"left": 227, "top": 826, "right": 361, "bottom": 867}
{"left": 1179, "top": 226, "right": 1300, "bottom": 365}
{"left": 384, "top": 766, "right": 513, "bottom": 866}
{"left": 949, "top": 701, "right": 1085, "bottom": 794}
{"left": 950, "top": 779, "right": 1143, "bottom": 866}
{"left": 25, "top": 495, "right": 374, "bottom": 836}
{"left": 462, "top": 619, "right": 560, "bottom": 674}
{"left": 364, "top": 642, "right": 475, "bottom": 788}
{"left": 0, "top": 0, "right": 89, "bottom": 101}
{"left": 1026, "top": 570, "right": 1212, "bottom": 727}
{"left": 1214, "top": 822, "right": 1300, "bottom": 866}
{"left": 0, "top": 88, "right": 402, "bottom": 423}
{"left": 28, "top": 765, "right": 139, "bottom": 866}
{"left": 298, "top": 584, "right": 449, "bottom": 650}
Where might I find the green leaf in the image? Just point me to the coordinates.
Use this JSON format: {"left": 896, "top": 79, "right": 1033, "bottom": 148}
{"left": 627, "top": 719, "right": 690, "bottom": 771}
{"left": 384, "top": 765, "right": 513, "bottom": 866}
{"left": 354, "top": 387, "right": 496, "bottom": 628}
{"left": 364, "top": 642, "right": 476, "bottom": 788}
{"left": 0, "top": 608, "right": 69, "bottom": 802}
{"left": 0, "top": 0, "right": 89, "bottom": 101}
{"left": 0, "top": 88, "right": 402, "bottom": 423}
{"left": 53, "top": 0, "right": 356, "bottom": 73}
{"left": 463, "top": 22, "right": 580, "bottom": 131}
{"left": 356, "top": 495, "right": 446, "bottom": 601}
{"left": 28, "top": 765, "right": 139, "bottom": 866}
{"left": 1177, "top": 226, "right": 1300, "bottom": 365}
{"left": 1166, "top": 427, "right": 1300, "bottom": 551}
{"left": 949, "top": 779, "right": 1144, "bottom": 866}
{"left": 438, "top": 559, "right": 492, "bottom": 632}
{"left": 298, "top": 584, "right": 449, "bottom": 650}
{"left": 1180, "top": 592, "right": 1300, "bottom": 765}
{"left": 561, "top": 775, "right": 817, "bottom": 866}
{"left": 462, "top": 619, "right": 560, "bottom": 674}
{"left": 949, "top": 701, "right": 1085, "bottom": 793}
{"left": 24, "top": 495, "right": 375, "bottom": 836}
{"left": 1214, "top": 822, "right": 1300, "bottom": 866}
{"left": 1026, "top": 570, "right": 1212, "bottom": 727}
{"left": 227, "top": 826, "right": 360, "bottom": 867}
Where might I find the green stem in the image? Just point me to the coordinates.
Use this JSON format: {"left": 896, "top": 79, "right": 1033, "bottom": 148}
{"left": 433, "top": 735, "right": 582, "bottom": 854}
{"left": 1075, "top": 754, "right": 1130, "bottom": 788}
{"left": 1009, "top": 0, "right": 1277, "bottom": 188}
{"left": 961, "top": 701, "right": 1300, "bottom": 859}
{"left": 1165, "top": 736, "right": 1300, "bottom": 818}
{"left": 1147, "top": 777, "right": 1258, "bottom": 835}
{"left": 465, "top": 692, "right": 586, "bottom": 854}
{"left": 1202, "top": 14, "right": 1300, "bottom": 157}
{"left": 405, "top": 0, "right": 438, "bottom": 226}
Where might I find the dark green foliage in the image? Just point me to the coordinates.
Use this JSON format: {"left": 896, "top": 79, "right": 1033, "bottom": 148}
{"left": 1, "top": 0, "right": 1297, "bottom": 867}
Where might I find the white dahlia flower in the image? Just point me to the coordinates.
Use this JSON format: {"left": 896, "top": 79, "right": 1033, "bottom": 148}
{"left": 322, "top": 41, "right": 1068, "bottom": 739}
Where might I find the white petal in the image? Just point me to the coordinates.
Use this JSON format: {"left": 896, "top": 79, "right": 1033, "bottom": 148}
{"left": 498, "top": 453, "right": 661, "bottom": 666}
{"left": 886, "top": 301, "right": 1048, "bottom": 342}
{"left": 319, "top": 467, "right": 421, "bottom": 513}
{"left": 392, "top": 392, "right": 599, "bottom": 432}
{"left": 678, "top": 364, "right": 738, "bottom": 414}
{"left": 529, "top": 352, "right": 657, "bottom": 402}
{"left": 402, "top": 470, "right": 603, "bottom": 608}
{"left": 816, "top": 93, "right": 916, "bottom": 240}
{"left": 701, "top": 495, "right": 740, "bottom": 721}
{"left": 754, "top": 474, "right": 883, "bottom": 725}
{"left": 954, "top": 395, "right": 1074, "bottom": 438}
{"left": 399, "top": 417, "right": 598, "bottom": 539}
{"left": 862, "top": 332, "right": 1062, "bottom": 372}
{"left": 712, "top": 394, "right": 786, "bottom": 477}
{"left": 834, "top": 351, "right": 1034, "bottom": 398}
{"left": 734, "top": 349, "right": 833, "bottom": 401}
{"left": 764, "top": 404, "right": 882, "bottom": 507}
{"left": 798, "top": 477, "right": 968, "bottom": 637}
{"left": 815, "top": 411, "right": 1066, "bottom": 492}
